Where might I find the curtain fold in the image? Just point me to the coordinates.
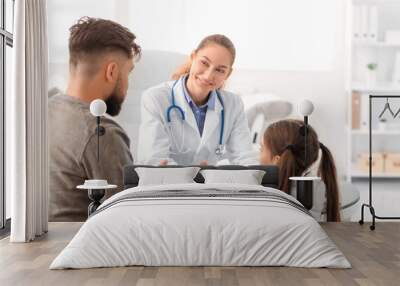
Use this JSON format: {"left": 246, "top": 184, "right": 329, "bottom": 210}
{"left": 10, "top": 0, "right": 48, "bottom": 242}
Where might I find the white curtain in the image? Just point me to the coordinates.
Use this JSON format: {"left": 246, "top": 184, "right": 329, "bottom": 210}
{"left": 9, "top": 0, "right": 48, "bottom": 242}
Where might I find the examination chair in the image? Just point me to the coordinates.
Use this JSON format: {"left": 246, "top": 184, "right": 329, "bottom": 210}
{"left": 242, "top": 93, "right": 293, "bottom": 145}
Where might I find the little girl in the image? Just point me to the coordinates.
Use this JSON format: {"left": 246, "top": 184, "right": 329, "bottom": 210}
{"left": 260, "top": 119, "right": 340, "bottom": 222}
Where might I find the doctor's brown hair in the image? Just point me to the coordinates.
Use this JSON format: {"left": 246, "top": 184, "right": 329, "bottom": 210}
{"left": 69, "top": 17, "right": 141, "bottom": 67}
{"left": 171, "top": 34, "right": 236, "bottom": 80}
{"left": 263, "top": 119, "right": 340, "bottom": 222}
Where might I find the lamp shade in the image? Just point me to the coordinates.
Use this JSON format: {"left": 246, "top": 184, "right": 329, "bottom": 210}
{"left": 90, "top": 99, "right": 107, "bottom": 117}
{"left": 298, "top": 99, "right": 314, "bottom": 116}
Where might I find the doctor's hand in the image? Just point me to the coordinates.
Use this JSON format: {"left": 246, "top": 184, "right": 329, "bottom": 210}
{"left": 159, "top": 160, "right": 168, "bottom": 166}
{"left": 199, "top": 160, "right": 208, "bottom": 166}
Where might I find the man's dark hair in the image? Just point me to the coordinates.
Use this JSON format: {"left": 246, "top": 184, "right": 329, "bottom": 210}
{"left": 69, "top": 16, "right": 141, "bottom": 66}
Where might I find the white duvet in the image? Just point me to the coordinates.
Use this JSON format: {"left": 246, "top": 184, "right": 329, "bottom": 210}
{"left": 50, "top": 183, "right": 350, "bottom": 269}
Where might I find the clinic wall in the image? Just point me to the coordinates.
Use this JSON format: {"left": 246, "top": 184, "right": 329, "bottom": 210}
{"left": 127, "top": 0, "right": 340, "bottom": 71}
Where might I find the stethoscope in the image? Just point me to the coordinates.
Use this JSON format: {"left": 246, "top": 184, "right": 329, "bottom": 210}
{"left": 166, "top": 78, "right": 226, "bottom": 156}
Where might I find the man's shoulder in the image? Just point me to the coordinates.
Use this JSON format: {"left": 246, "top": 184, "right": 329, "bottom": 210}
{"left": 48, "top": 92, "right": 66, "bottom": 107}
{"left": 49, "top": 92, "right": 82, "bottom": 105}
{"left": 93, "top": 116, "right": 130, "bottom": 145}
{"left": 48, "top": 93, "right": 130, "bottom": 147}
{"left": 49, "top": 94, "right": 94, "bottom": 131}
{"left": 49, "top": 93, "right": 90, "bottom": 118}
{"left": 100, "top": 117, "right": 129, "bottom": 138}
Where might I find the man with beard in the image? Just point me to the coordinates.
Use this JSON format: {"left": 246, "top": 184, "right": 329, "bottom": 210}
{"left": 48, "top": 17, "right": 141, "bottom": 222}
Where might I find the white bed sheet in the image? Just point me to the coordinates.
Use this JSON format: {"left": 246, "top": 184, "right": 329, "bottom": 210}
{"left": 50, "top": 183, "right": 350, "bottom": 269}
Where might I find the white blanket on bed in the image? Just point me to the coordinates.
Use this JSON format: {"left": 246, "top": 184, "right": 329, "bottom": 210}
{"left": 50, "top": 183, "right": 350, "bottom": 269}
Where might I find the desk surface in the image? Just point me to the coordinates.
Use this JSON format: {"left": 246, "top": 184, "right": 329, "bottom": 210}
{"left": 1, "top": 222, "right": 399, "bottom": 286}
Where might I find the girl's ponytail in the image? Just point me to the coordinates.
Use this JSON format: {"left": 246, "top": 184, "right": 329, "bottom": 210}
{"left": 319, "top": 143, "right": 340, "bottom": 222}
{"left": 278, "top": 146, "right": 298, "bottom": 194}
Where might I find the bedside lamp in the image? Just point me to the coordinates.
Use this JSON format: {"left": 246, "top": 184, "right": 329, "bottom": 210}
{"left": 90, "top": 99, "right": 107, "bottom": 161}
{"left": 77, "top": 99, "right": 117, "bottom": 217}
{"left": 290, "top": 100, "right": 320, "bottom": 210}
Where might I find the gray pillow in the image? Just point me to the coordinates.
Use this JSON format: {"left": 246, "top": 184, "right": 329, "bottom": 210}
{"left": 136, "top": 167, "right": 200, "bottom": 186}
{"left": 200, "top": 169, "right": 266, "bottom": 185}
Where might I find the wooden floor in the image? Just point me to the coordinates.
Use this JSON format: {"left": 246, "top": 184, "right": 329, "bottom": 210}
{"left": 0, "top": 222, "right": 399, "bottom": 286}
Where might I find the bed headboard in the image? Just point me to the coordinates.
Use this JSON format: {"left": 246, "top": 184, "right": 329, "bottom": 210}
{"left": 123, "top": 165, "right": 279, "bottom": 189}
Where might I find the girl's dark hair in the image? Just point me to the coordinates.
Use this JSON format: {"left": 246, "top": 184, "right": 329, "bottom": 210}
{"left": 263, "top": 119, "right": 340, "bottom": 222}
{"left": 69, "top": 16, "right": 141, "bottom": 66}
{"left": 171, "top": 34, "right": 235, "bottom": 80}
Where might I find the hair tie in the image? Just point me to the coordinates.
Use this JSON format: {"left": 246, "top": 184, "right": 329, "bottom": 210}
{"left": 319, "top": 142, "right": 324, "bottom": 149}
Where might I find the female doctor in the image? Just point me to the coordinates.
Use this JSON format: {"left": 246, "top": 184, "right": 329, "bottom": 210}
{"left": 138, "top": 34, "right": 257, "bottom": 165}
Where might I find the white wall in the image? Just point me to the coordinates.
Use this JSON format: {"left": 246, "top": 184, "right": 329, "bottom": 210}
{"left": 48, "top": 0, "right": 348, "bottom": 177}
{"left": 128, "top": 0, "right": 339, "bottom": 71}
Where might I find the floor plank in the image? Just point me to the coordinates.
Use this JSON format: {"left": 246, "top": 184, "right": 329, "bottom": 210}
{"left": 0, "top": 222, "right": 399, "bottom": 286}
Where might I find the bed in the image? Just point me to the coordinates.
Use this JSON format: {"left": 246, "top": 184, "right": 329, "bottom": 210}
{"left": 50, "top": 165, "right": 350, "bottom": 269}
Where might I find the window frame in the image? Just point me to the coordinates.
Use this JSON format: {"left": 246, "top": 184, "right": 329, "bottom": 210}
{"left": 1, "top": 0, "right": 14, "bottom": 232}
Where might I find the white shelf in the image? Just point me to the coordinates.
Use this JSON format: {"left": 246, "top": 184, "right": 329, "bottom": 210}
{"left": 353, "top": 41, "right": 400, "bottom": 48}
{"left": 347, "top": 0, "right": 400, "bottom": 182}
{"left": 351, "top": 129, "right": 400, "bottom": 135}
{"left": 352, "top": 164, "right": 400, "bottom": 178}
{"left": 353, "top": 0, "right": 400, "bottom": 5}
{"left": 352, "top": 82, "right": 400, "bottom": 93}
{"left": 351, "top": 171, "right": 400, "bottom": 179}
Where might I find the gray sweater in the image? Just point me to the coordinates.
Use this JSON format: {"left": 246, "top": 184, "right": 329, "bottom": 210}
{"left": 49, "top": 93, "right": 133, "bottom": 222}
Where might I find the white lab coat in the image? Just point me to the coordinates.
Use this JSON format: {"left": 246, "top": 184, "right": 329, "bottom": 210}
{"left": 137, "top": 77, "right": 258, "bottom": 165}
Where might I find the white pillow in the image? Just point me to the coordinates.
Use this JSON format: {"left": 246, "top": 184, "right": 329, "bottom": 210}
{"left": 136, "top": 167, "right": 200, "bottom": 186}
{"left": 200, "top": 169, "right": 266, "bottom": 185}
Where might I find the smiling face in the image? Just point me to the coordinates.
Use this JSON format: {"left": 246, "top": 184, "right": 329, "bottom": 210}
{"left": 187, "top": 44, "right": 233, "bottom": 101}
